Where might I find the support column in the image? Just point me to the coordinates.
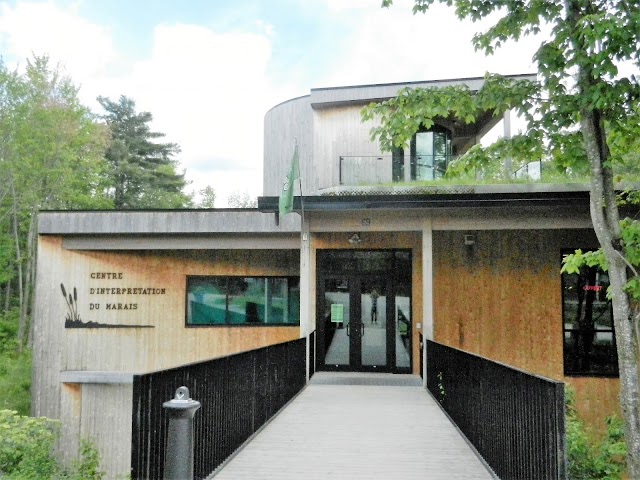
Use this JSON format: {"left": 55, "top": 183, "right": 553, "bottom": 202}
{"left": 299, "top": 216, "right": 312, "bottom": 382}
{"left": 503, "top": 109, "right": 512, "bottom": 177}
{"left": 422, "top": 219, "right": 434, "bottom": 388}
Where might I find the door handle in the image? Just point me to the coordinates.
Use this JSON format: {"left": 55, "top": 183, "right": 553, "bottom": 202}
{"left": 346, "top": 324, "right": 350, "bottom": 337}
{"left": 361, "top": 322, "right": 364, "bottom": 337}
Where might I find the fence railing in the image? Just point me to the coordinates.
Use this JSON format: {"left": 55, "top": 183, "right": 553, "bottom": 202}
{"left": 337, "top": 155, "right": 544, "bottom": 187}
{"left": 131, "top": 337, "right": 307, "bottom": 480}
{"left": 339, "top": 154, "right": 456, "bottom": 185}
{"left": 425, "top": 340, "right": 566, "bottom": 480}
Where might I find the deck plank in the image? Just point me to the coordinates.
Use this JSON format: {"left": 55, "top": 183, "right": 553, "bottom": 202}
{"left": 213, "top": 375, "right": 494, "bottom": 479}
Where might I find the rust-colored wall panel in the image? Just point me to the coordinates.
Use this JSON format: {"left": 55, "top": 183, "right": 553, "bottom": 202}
{"left": 567, "top": 377, "right": 621, "bottom": 435}
{"left": 433, "top": 229, "right": 618, "bottom": 429}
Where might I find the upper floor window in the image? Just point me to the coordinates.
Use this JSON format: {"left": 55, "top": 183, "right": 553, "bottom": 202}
{"left": 562, "top": 252, "right": 618, "bottom": 376}
{"left": 392, "top": 126, "right": 452, "bottom": 182}
{"left": 186, "top": 276, "right": 300, "bottom": 326}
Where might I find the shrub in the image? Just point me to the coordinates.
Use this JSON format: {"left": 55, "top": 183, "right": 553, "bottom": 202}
{"left": 0, "top": 349, "right": 32, "bottom": 415}
{"left": 0, "top": 409, "right": 60, "bottom": 478}
{"left": 65, "top": 439, "right": 106, "bottom": 480}
{"left": 566, "top": 386, "right": 627, "bottom": 479}
{"left": 0, "top": 410, "right": 106, "bottom": 479}
{"left": 0, "top": 308, "right": 31, "bottom": 415}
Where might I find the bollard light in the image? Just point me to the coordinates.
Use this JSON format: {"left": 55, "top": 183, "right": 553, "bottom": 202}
{"left": 163, "top": 386, "right": 201, "bottom": 480}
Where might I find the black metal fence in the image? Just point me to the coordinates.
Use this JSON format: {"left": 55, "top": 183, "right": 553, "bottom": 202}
{"left": 309, "top": 330, "right": 316, "bottom": 378}
{"left": 425, "top": 340, "right": 566, "bottom": 480}
{"left": 131, "top": 337, "right": 306, "bottom": 480}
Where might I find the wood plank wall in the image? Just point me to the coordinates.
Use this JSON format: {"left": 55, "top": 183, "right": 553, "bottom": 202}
{"left": 32, "top": 236, "right": 301, "bottom": 478}
{"left": 432, "top": 229, "right": 620, "bottom": 432}
{"left": 313, "top": 105, "right": 383, "bottom": 190}
{"left": 263, "top": 96, "right": 314, "bottom": 196}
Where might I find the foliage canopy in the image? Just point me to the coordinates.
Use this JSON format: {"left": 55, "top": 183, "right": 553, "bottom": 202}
{"left": 369, "top": 0, "right": 640, "bottom": 475}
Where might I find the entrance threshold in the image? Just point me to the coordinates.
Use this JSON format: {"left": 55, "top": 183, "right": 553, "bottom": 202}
{"left": 309, "top": 371, "right": 422, "bottom": 387}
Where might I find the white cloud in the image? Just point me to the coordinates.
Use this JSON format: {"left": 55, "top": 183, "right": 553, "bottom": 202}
{"left": 0, "top": 2, "right": 289, "bottom": 206}
{"left": 326, "top": 0, "right": 378, "bottom": 11}
{"left": 115, "top": 23, "right": 282, "bottom": 206}
{"left": 321, "top": 3, "right": 539, "bottom": 87}
{"left": 0, "top": 1, "right": 548, "bottom": 207}
{"left": 0, "top": 1, "right": 114, "bottom": 80}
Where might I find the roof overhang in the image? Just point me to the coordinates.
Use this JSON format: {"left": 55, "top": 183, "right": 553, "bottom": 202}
{"left": 38, "top": 209, "right": 301, "bottom": 236}
{"left": 258, "top": 184, "right": 592, "bottom": 213}
{"left": 309, "top": 73, "right": 538, "bottom": 110}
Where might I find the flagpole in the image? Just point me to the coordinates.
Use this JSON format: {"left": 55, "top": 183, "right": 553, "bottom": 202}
{"left": 293, "top": 138, "right": 310, "bottom": 383}
{"left": 290, "top": 137, "right": 304, "bottom": 228}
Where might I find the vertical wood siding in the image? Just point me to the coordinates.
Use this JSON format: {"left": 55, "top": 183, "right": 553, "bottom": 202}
{"left": 33, "top": 237, "right": 301, "bottom": 478}
{"left": 432, "top": 229, "right": 620, "bottom": 430}
{"left": 264, "top": 99, "right": 385, "bottom": 196}
{"left": 313, "top": 105, "right": 383, "bottom": 190}
{"left": 263, "top": 96, "right": 314, "bottom": 196}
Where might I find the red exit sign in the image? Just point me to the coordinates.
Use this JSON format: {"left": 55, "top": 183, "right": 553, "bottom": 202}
{"left": 583, "top": 285, "right": 603, "bottom": 292}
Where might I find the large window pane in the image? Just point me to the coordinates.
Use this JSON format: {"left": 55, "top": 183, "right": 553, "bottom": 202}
{"left": 409, "top": 127, "right": 452, "bottom": 181}
{"left": 414, "top": 132, "right": 433, "bottom": 180}
{"left": 562, "top": 252, "right": 618, "bottom": 376}
{"left": 187, "top": 276, "right": 300, "bottom": 326}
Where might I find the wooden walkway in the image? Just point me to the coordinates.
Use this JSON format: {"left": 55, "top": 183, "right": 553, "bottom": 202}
{"left": 212, "top": 373, "right": 495, "bottom": 479}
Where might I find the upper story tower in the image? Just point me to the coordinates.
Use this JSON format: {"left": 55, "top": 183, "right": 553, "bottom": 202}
{"left": 263, "top": 74, "right": 536, "bottom": 197}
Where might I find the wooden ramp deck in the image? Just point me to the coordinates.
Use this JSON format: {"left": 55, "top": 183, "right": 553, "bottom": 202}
{"left": 211, "top": 373, "right": 495, "bottom": 480}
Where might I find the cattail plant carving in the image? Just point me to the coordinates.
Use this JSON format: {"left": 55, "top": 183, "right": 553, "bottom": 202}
{"left": 61, "top": 283, "right": 81, "bottom": 322}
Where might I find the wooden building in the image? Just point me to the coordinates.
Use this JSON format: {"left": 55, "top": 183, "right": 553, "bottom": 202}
{"left": 33, "top": 75, "right": 621, "bottom": 478}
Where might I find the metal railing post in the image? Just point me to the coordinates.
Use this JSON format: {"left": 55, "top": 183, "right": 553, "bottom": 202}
{"left": 163, "top": 386, "right": 201, "bottom": 480}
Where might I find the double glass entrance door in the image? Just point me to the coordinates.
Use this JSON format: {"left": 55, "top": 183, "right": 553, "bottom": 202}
{"left": 321, "top": 276, "right": 388, "bottom": 369}
{"left": 317, "top": 250, "right": 412, "bottom": 373}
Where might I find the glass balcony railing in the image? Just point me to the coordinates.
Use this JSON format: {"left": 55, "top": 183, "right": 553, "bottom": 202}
{"left": 337, "top": 155, "right": 544, "bottom": 188}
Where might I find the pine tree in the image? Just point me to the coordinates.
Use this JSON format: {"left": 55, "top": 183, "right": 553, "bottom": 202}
{"left": 97, "top": 95, "right": 192, "bottom": 209}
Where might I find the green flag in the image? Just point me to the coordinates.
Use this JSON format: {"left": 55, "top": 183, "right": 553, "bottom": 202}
{"left": 279, "top": 146, "right": 300, "bottom": 216}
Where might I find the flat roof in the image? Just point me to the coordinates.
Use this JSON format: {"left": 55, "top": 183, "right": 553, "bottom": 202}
{"left": 38, "top": 209, "right": 300, "bottom": 235}
{"left": 258, "top": 190, "right": 592, "bottom": 212}
{"left": 309, "top": 73, "right": 537, "bottom": 109}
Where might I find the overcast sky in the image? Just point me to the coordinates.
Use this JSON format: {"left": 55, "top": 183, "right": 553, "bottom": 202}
{"left": 0, "top": 0, "right": 541, "bottom": 206}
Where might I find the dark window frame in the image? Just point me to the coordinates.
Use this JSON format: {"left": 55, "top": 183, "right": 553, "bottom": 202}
{"left": 561, "top": 249, "right": 619, "bottom": 377}
{"left": 391, "top": 126, "right": 453, "bottom": 182}
{"left": 185, "top": 275, "right": 300, "bottom": 327}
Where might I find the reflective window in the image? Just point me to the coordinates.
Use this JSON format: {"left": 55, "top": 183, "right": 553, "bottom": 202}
{"left": 392, "top": 127, "right": 452, "bottom": 182}
{"left": 562, "top": 254, "right": 618, "bottom": 376}
{"left": 410, "top": 128, "right": 452, "bottom": 181}
{"left": 186, "top": 276, "right": 300, "bottom": 326}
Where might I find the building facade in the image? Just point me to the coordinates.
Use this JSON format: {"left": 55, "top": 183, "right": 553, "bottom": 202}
{"left": 33, "top": 76, "right": 620, "bottom": 478}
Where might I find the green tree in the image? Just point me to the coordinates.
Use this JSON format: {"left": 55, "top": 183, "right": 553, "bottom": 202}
{"left": 197, "top": 185, "right": 216, "bottom": 208}
{"left": 366, "top": 1, "right": 640, "bottom": 474}
{"left": 0, "top": 56, "right": 109, "bottom": 349}
{"left": 97, "top": 95, "right": 192, "bottom": 209}
{"left": 228, "top": 190, "right": 257, "bottom": 208}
